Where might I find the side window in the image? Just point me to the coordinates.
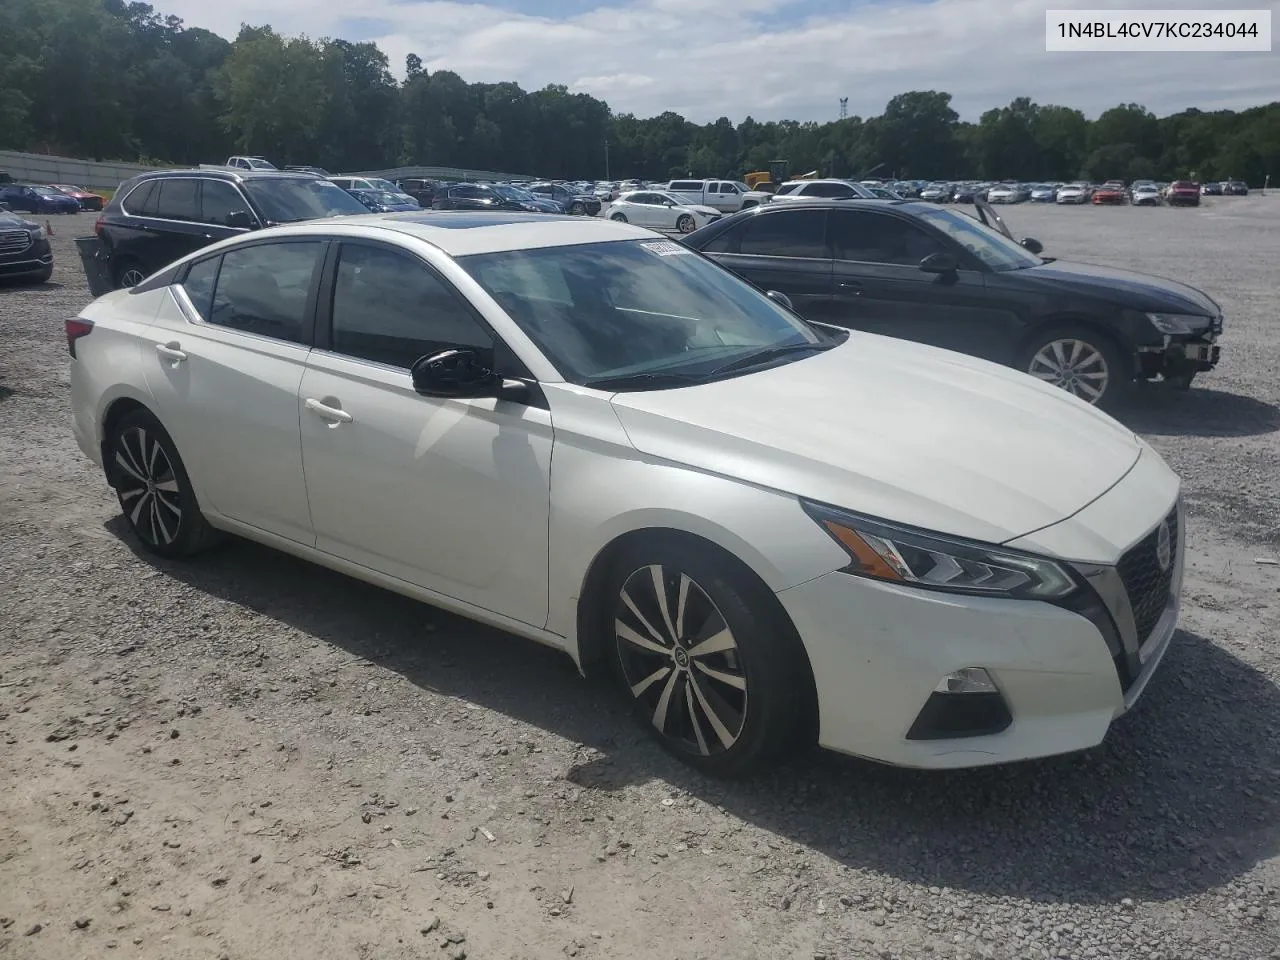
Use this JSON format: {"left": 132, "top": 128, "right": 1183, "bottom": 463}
{"left": 155, "top": 179, "right": 199, "bottom": 220}
{"left": 208, "top": 242, "right": 324, "bottom": 343}
{"left": 669, "top": 181, "right": 699, "bottom": 192}
{"left": 829, "top": 211, "right": 945, "bottom": 266}
{"left": 774, "top": 183, "right": 800, "bottom": 196}
{"left": 201, "top": 180, "right": 251, "bottom": 226}
{"left": 719, "top": 182, "right": 739, "bottom": 195}
{"left": 737, "top": 209, "right": 828, "bottom": 258}
{"left": 181, "top": 256, "right": 220, "bottom": 320}
{"left": 331, "top": 244, "right": 492, "bottom": 369}
{"left": 124, "top": 180, "right": 160, "bottom": 216}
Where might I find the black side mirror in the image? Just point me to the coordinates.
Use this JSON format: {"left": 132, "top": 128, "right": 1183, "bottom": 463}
{"left": 919, "top": 252, "right": 959, "bottom": 273}
{"left": 766, "top": 289, "right": 794, "bottom": 310}
{"left": 227, "top": 210, "right": 253, "bottom": 230}
{"left": 410, "top": 349, "right": 498, "bottom": 398}
{"left": 1020, "top": 237, "right": 1044, "bottom": 255}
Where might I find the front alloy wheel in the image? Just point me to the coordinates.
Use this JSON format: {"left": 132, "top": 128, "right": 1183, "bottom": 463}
{"left": 615, "top": 564, "right": 748, "bottom": 758}
{"left": 676, "top": 214, "right": 696, "bottom": 234}
{"left": 1025, "top": 336, "right": 1116, "bottom": 405}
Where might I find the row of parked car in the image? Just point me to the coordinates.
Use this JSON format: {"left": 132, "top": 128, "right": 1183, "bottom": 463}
{"left": 903, "top": 178, "right": 1249, "bottom": 206}
{"left": 0, "top": 181, "right": 108, "bottom": 214}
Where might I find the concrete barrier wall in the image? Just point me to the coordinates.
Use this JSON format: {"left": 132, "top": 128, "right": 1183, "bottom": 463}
{"left": 0, "top": 150, "right": 161, "bottom": 192}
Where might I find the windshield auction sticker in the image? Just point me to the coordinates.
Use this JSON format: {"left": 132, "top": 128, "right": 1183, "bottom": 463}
{"left": 1046, "top": 9, "right": 1271, "bottom": 51}
{"left": 640, "top": 240, "right": 693, "bottom": 256}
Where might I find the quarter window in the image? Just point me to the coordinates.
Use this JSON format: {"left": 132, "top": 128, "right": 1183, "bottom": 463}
{"left": 181, "top": 257, "right": 220, "bottom": 320}
{"left": 330, "top": 244, "right": 491, "bottom": 369}
{"left": 829, "top": 211, "right": 944, "bottom": 265}
{"left": 736, "top": 209, "right": 828, "bottom": 258}
{"left": 124, "top": 180, "right": 160, "bottom": 216}
{"left": 207, "top": 242, "right": 324, "bottom": 343}
{"left": 155, "top": 179, "right": 199, "bottom": 220}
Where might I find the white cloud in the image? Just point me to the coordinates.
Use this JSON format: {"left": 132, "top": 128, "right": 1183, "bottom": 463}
{"left": 162, "top": 0, "right": 1280, "bottom": 122}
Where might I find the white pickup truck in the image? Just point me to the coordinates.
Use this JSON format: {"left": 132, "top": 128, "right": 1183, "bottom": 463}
{"left": 662, "top": 179, "right": 770, "bottom": 212}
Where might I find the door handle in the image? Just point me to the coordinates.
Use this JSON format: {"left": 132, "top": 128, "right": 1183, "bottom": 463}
{"left": 154, "top": 342, "right": 187, "bottom": 362}
{"left": 304, "top": 398, "right": 353, "bottom": 424}
{"left": 837, "top": 280, "right": 863, "bottom": 295}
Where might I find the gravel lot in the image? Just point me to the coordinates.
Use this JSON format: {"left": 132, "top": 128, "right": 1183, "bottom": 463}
{"left": 2, "top": 201, "right": 1278, "bottom": 960}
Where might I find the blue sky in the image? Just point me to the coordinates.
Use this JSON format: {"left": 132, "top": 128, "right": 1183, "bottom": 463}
{"left": 166, "top": 0, "right": 1279, "bottom": 123}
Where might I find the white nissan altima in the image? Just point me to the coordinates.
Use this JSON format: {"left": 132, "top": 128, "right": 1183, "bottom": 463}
{"left": 68, "top": 211, "right": 1184, "bottom": 777}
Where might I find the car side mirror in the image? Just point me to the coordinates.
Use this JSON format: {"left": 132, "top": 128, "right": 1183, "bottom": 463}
{"left": 227, "top": 210, "right": 254, "bottom": 230}
{"left": 766, "top": 290, "right": 794, "bottom": 311}
{"left": 1020, "top": 237, "right": 1044, "bottom": 255}
{"left": 410, "top": 349, "right": 499, "bottom": 398}
{"left": 919, "top": 252, "right": 958, "bottom": 273}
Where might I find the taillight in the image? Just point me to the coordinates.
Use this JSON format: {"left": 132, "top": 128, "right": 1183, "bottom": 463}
{"left": 66, "top": 319, "right": 94, "bottom": 358}
{"left": 93, "top": 216, "right": 105, "bottom": 237}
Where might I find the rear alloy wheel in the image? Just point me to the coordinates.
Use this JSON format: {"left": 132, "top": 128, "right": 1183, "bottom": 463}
{"left": 1021, "top": 327, "right": 1125, "bottom": 408}
{"left": 114, "top": 259, "right": 146, "bottom": 289}
{"left": 676, "top": 214, "right": 696, "bottom": 234}
{"left": 609, "top": 212, "right": 628, "bottom": 222}
{"left": 605, "top": 541, "right": 813, "bottom": 777}
{"left": 108, "top": 409, "right": 219, "bottom": 558}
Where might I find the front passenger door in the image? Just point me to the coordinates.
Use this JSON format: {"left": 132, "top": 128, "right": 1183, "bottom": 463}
{"left": 298, "top": 241, "right": 553, "bottom": 629}
{"left": 824, "top": 209, "right": 1013, "bottom": 358}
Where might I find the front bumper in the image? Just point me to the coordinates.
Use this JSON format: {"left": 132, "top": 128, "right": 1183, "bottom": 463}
{"left": 1137, "top": 334, "right": 1221, "bottom": 378}
{"left": 0, "top": 237, "right": 52, "bottom": 277}
{"left": 778, "top": 493, "right": 1183, "bottom": 769}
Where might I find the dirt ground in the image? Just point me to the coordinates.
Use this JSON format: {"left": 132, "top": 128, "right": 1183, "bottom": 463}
{"left": 2, "top": 200, "right": 1278, "bottom": 960}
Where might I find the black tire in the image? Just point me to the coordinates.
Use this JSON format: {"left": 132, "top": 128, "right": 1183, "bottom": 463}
{"left": 600, "top": 538, "right": 814, "bottom": 777}
{"left": 676, "top": 214, "right": 696, "bottom": 234}
{"left": 1016, "top": 324, "right": 1128, "bottom": 409}
{"left": 1164, "top": 372, "right": 1195, "bottom": 390}
{"left": 112, "top": 257, "right": 146, "bottom": 290}
{"left": 609, "top": 212, "right": 628, "bottom": 222}
{"left": 570, "top": 201, "right": 585, "bottom": 215}
{"left": 107, "top": 408, "right": 220, "bottom": 558}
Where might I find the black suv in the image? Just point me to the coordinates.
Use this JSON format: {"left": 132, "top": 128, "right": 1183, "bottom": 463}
{"left": 683, "top": 199, "right": 1223, "bottom": 407}
{"left": 526, "top": 182, "right": 601, "bottom": 216}
{"left": 92, "top": 168, "right": 367, "bottom": 289}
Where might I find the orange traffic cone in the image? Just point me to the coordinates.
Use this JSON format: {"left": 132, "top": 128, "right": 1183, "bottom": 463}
{"left": 46, "top": 220, "right": 54, "bottom": 237}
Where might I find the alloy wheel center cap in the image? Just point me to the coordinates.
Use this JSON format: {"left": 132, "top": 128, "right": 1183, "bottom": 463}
{"left": 146, "top": 479, "right": 156, "bottom": 494}
{"left": 672, "top": 646, "right": 690, "bottom": 668}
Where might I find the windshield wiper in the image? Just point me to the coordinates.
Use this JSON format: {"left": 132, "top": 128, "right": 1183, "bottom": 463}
{"left": 709, "top": 342, "right": 831, "bottom": 377}
{"left": 583, "top": 371, "right": 709, "bottom": 391}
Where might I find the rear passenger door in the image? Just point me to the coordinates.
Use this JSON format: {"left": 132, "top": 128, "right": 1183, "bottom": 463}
{"left": 699, "top": 207, "right": 833, "bottom": 314}
{"left": 141, "top": 239, "right": 325, "bottom": 544}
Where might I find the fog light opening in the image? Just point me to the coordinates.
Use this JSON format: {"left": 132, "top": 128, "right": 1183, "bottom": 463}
{"left": 908, "top": 668, "right": 1011, "bottom": 741}
{"left": 934, "top": 666, "right": 998, "bottom": 695}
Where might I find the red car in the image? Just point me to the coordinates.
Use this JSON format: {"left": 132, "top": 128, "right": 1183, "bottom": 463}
{"left": 49, "top": 184, "right": 106, "bottom": 211}
{"left": 1166, "top": 180, "right": 1201, "bottom": 206}
{"left": 1091, "top": 182, "right": 1126, "bottom": 205}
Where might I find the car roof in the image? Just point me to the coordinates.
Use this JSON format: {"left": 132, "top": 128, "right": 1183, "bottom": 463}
{"left": 237, "top": 211, "right": 654, "bottom": 257}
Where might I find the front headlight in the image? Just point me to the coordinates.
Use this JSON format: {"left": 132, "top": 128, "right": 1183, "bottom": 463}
{"left": 29, "top": 224, "right": 47, "bottom": 240}
{"left": 1147, "top": 312, "right": 1212, "bottom": 335}
{"left": 802, "top": 501, "right": 1079, "bottom": 601}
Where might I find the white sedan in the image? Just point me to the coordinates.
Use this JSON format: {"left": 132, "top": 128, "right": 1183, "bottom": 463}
{"left": 606, "top": 190, "right": 721, "bottom": 233}
{"left": 1056, "top": 183, "right": 1092, "bottom": 204}
{"left": 69, "top": 212, "right": 1184, "bottom": 776}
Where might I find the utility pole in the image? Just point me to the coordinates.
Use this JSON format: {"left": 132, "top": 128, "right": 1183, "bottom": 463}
{"left": 604, "top": 139, "right": 610, "bottom": 180}
{"left": 839, "top": 97, "right": 848, "bottom": 119}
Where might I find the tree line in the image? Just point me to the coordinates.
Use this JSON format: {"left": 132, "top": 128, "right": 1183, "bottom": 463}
{"left": 2, "top": 0, "right": 1277, "bottom": 185}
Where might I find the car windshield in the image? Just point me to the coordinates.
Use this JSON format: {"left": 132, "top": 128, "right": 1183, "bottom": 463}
{"left": 915, "top": 208, "right": 1043, "bottom": 272}
{"left": 458, "top": 239, "right": 830, "bottom": 387}
{"left": 242, "top": 177, "right": 368, "bottom": 223}
{"left": 367, "top": 191, "right": 403, "bottom": 204}
{"left": 33, "top": 186, "right": 62, "bottom": 196}
{"left": 245, "top": 158, "right": 276, "bottom": 169}
{"left": 366, "top": 178, "right": 399, "bottom": 192}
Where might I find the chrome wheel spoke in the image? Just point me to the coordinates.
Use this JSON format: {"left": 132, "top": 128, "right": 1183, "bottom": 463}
{"left": 651, "top": 670, "right": 680, "bottom": 732}
{"left": 115, "top": 449, "right": 146, "bottom": 483}
{"left": 688, "top": 674, "right": 737, "bottom": 749}
{"left": 620, "top": 587, "right": 668, "bottom": 647}
{"left": 616, "top": 619, "right": 669, "bottom": 657}
{"left": 649, "top": 565, "right": 679, "bottom": 643}
{"left": 631, "top": 665, "right": 671, "bottom": 697}
{"left": 687, "top": 627, "right": 735, "bottom": 659}
{"left": 674, "top": 574, "right": 691, "bottom": 642}
{"left": 155, "top": 478, "right": 180, "bottom": 493}
{"left": 694, "top": 660, "right": 747, "bottom": 690}
{"left": 684, "top": 680, "right": 710, "bottom": 756}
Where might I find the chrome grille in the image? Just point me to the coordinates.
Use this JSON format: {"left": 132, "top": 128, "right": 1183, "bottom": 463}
{"left": 0, "top": 230, "right": 32, "bottom": 255}
{"left": 1116, "top": 507, "right": 1179, "bottom": 644}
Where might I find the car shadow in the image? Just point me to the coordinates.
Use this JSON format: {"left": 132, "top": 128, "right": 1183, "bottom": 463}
{"left": 106, "top": 518, "right": 1280, "bottom": 905}
{"left": 1119, "top": 385, "right": 1280, "bottom": 437}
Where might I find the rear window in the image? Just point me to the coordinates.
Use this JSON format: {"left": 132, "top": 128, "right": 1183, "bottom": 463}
{"left": 155, "top": 179, "right": 200, "bottom": 221}
{"left": 123, "top": 180, "right": 160, "bottom": 216}
{"left": 668, "top": 181, "right": 702, "bottom": 192}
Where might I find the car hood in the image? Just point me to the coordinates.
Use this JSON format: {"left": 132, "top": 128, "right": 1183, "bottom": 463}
{"left": 1009, "top": 259, "right": 1220, "bottom": 314}
{"left": 688, "top": 205, "right": 719, "bottom": 216}
{"left": 608, "top": 334, "right": 1142, "bottom": 546}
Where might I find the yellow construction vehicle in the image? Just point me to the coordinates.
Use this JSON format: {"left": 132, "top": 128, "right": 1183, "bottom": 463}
{"left": 743, "top": 160, "right": 820, "bottom": 193}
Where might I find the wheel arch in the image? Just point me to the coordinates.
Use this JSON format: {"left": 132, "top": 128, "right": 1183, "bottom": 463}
{"left": 97, "top": 391, "right": 156, "bottom": 484}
